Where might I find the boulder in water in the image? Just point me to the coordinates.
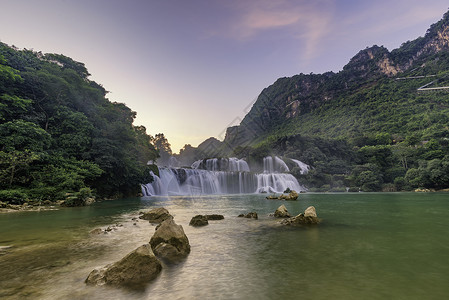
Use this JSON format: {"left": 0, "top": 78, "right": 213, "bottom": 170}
{"left": 238, "top": 212, "right": 258, "bottom": 219}
{"left": 205, "top": 214, "right": 224, "bottom": 220}
{"left": 139, "top": 207, "right": 172, "bottom": 223}
{"left": 189, "top": 215, "right": 209, "bottom": 227}
{"left": 280, "top": 206, "right": 320, "bottom": 226}
{"left": 304, "top": 206, "right": 317, "bottom": 218}
{"left": 279, "top": 190, "right": 299, "bottom": 201}
{"left": 85, "top": 244, "right": 162, "bottom": 288}
{"left": 274, "top": 205, "right": 292, "bottom": 218}
{"left": 150, "top": 218, "right": 190, "bottom": 263}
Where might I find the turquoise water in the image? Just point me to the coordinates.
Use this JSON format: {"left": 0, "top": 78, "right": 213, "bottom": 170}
{"left": 0, "top": 193, "right": 448, "bottom": 299}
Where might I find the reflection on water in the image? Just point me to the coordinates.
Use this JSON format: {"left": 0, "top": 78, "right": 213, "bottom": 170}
{"left": 1, "top": 193, "right": 449, "bottom": 299}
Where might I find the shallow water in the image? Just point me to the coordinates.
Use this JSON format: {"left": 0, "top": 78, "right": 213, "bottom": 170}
{"left": 0, "top": 193, "right": 448, "bottom": 299}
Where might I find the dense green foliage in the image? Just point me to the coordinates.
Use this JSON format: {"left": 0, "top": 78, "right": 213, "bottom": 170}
{"left": 0, "top": 43, "right": 158, "bottom": 204}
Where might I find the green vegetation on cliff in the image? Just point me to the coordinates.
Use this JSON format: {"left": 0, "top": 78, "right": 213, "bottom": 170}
{"left": 0, "top": 43, "right": 158, "bottom": 205}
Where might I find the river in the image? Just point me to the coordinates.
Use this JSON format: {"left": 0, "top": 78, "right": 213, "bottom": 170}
{"left": 0, "top": 192, "right": 448, "bottom": 299}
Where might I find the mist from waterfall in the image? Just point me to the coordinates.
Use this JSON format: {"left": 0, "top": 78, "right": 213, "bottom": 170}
{"left": 141, "top": 156, "right": 309, "bottom": 196}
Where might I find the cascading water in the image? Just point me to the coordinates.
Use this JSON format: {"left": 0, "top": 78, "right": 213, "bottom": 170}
{"left": 142, "top": 156, "right": 306, "bottom": 196}
{"left": 263, "top": 156, "right": 290, "bottom": 173}
{"left": 290, "top": 159, "right": 310, "bottom": 175}
{"left": 191, "top": 157, "right": 250, "bottom": 172}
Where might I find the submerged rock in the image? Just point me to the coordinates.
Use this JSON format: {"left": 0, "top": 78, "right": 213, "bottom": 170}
{"left": 139, "top": 207, "right": 172, "bottom": 223}
{"left": 238, "top": 212, "right": 258, "bottom": 219}
{"left": 274, "top": 205, "right": 292, "bottom": 218}
{"left": 85, "top": 244, "right": 162, "bottom": 288}
{"left": 189, "top": 215, "right": 209, "bottom": 227}
{"left": 89, "top": 228, "right": 103, "bottom": 235}
{"left": 280, "top": 206, "right": 320, "bottom": 226}
{"left": 150, "top": 218, "right": 190, "bottom": 263}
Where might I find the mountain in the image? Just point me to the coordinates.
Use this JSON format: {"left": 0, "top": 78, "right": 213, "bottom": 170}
{"left": 188, "top": 10, "right": 449, "bottom": 192}
{"left": 223, "top": 10, "right": 449, "bottom": 149}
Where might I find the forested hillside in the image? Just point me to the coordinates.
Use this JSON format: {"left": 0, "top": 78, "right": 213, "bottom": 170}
{"left": 186, "top": 10, "right": 449, "bottom": 192}
{"left": 0, "top": 43, "right": 158, "bottom": 205}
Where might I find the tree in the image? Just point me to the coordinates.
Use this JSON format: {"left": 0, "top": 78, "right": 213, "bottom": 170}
{"left": 0, "top": 120, "right": 51, "bottom": 152}
{"left": 0, "top": 150, "right": 38, "bottom": 188}
{"left": 0, "top": 43, "right": 160, "bottom": 201}
{"left": 153, "top": 133, "right": 172, "bottom": 166}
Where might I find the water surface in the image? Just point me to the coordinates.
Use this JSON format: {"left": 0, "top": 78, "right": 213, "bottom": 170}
{"left": 0, "top": 193, "right": 448, "bottom": 299}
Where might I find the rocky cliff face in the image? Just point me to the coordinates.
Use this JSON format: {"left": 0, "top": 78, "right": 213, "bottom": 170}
{"left": 219, "top": 10, "right": 449, "bottom": 150}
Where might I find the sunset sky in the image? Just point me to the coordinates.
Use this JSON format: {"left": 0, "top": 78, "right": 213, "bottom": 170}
{"left": 1, "top": 0, "right": 448, "bottom": 152}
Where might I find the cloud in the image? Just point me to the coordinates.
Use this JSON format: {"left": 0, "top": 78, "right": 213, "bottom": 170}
{"left": 214, "top": 0, "right": 336, "bottom": 61}
{"left": 241, "top": 7, "right": 302, "bottom": 32}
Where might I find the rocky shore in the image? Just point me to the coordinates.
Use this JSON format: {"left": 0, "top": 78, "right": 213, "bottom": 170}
{"left": 82, "top": 201, "right": 320, "bottom": 290}
{"left": 0, "top": 201, "right": 60, "bottom": 213}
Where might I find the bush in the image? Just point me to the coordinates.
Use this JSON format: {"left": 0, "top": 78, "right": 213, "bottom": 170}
{"left": 382, "top": 183, "right": 397, "bottom": 192}
{"left": 27, "top": 187, "right": 64, "bottom": 202}
{"left": 62, "top": 187, "right": 93, "bottom": 207}
{"left": 0, "top": 189, "right": 28, "bottom": 204}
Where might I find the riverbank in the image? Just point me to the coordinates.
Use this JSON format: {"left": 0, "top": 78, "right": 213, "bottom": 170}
{"left": 0, "top": 201, "right": 60, "bottom": 213}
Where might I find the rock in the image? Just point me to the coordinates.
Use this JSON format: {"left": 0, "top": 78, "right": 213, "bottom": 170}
{"left": 283, "top": 188, "right": 292, "bottom": 194}
{"left": 279, "top": 190, "right": 299, "bottom": 201}
{"left": 90, "top": 228, "right": 103, "bottom": 235}
{"left": 150, "top": 218, "right": 190, "bottom": 263}
{"left": 304, "top": 206, "right": 317, "bottom": 218}
{"left": 84, "top": 197, "right": 95, "bottom": 205}
{"left": 139, "top": 207, "right": 172, "bottom": 223}
{"left": 189, "top": 215, "right": 209, "bottom": 227}
{"left": 280, "top": 214, "right": 320, "bottom": 226}
{"left": 280, "top": 206, "right": 320, "bottom": 226}
{"left": 274, "top": 205, "right": 292, "bottom": 218}
{"left": 266, "top": 195, "right": 279, "bottom": 200}
{"left": 189, "top": 214, "right": 224, "bottom": 226}
{"left": 0, "top": 245, "right": 13, "bottom": 255}
{"left": 414, "top": 188, "right": 432, "bottom": 193}
{"left": 205, "top": 214, "right": 224, "bottom": 220}
{"left": 153, "top": 243, "right": 183, "bottom": 262}
{"left": 238, "top": 212, "right": 258, "bottom": 219}
{"left": 85, "top": 244, "right": 162, "bottom": 288}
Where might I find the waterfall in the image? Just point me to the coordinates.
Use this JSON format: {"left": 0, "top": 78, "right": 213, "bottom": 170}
{"left": 255, "top": 173, "right": 302, "bottom": 193}
{"left": 142, "top": 157, "right": 306, "bottom": 196}
{"left": 290, "top": 159, "right": 310, "bottom": 175}
{"left": 191, "top": 157, "right": 250, "bottom": 172}
{"left": 263, "top": 156, "right": 290, "bottom": 173}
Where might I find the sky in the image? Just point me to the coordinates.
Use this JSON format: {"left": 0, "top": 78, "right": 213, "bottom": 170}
{"left": 1, "top": 0, "right": 448, "bottom": 152}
